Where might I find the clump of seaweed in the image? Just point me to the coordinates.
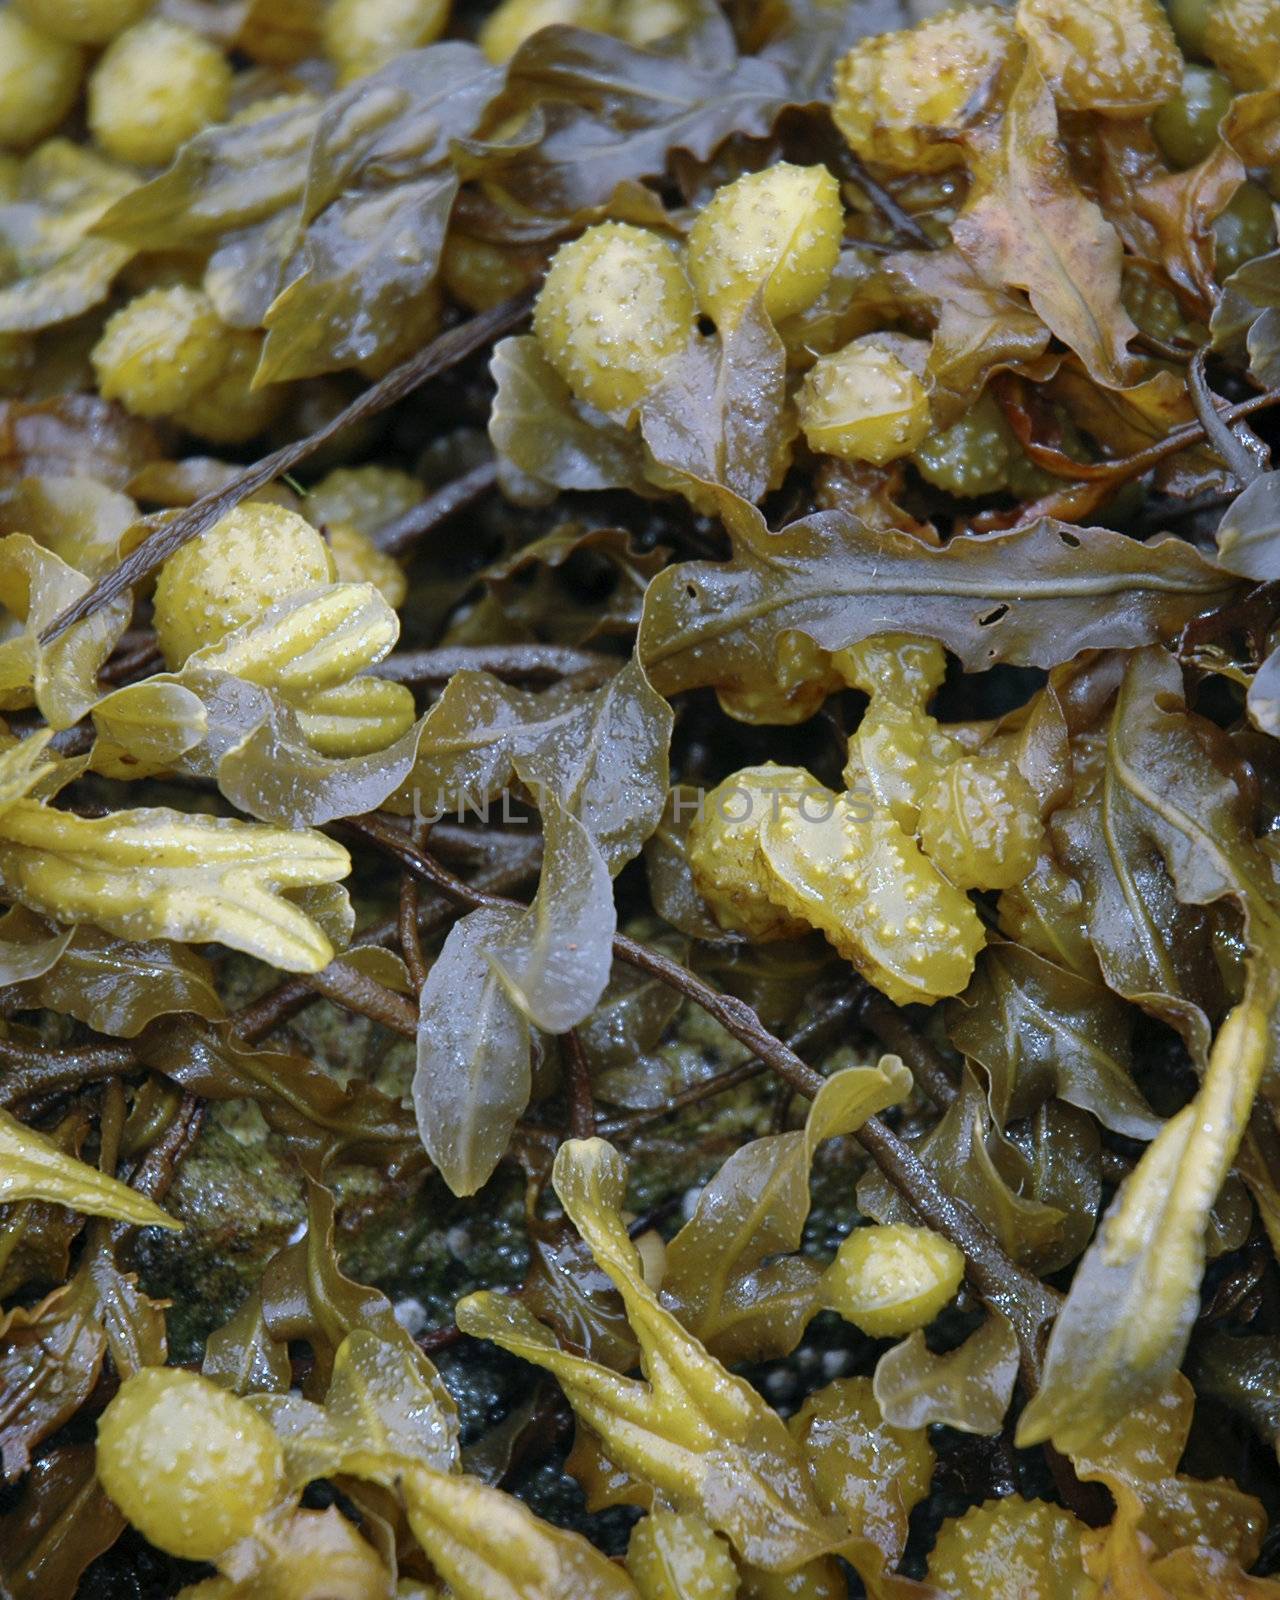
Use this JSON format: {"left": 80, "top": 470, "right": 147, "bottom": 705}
{"left": 1, "top": 0, "right": 1280, "bottom": 1596}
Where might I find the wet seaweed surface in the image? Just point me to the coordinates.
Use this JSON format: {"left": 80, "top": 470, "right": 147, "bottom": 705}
{"left": 1, "top": 0, "right": 1280, "bottom": 1596}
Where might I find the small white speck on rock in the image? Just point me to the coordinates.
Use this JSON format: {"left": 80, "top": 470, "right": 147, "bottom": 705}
{"left": 821, "top": 1348, "right": 851, "bottom": 1380}
{"left": 393, "top": 1297, "right": 429, "bottom": 1337}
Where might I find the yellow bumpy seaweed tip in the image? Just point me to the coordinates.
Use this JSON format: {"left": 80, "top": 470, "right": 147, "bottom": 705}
{"left": 686, "top": 162, "right": 844, "bottom": 329}
{"left": 797, "top": 339, "right": 931, "bottom": 465}
{"left": 152, "top": 503, "right": 336, "bottom": 668}
{"left": 96, "top": 1367, "right": 287, "bottom": 1562}
{"left": 822, "top": 1223, "right": 965, "bottom": 1338}
{"left": 532, "top": 222, "right": 696, "bottom": 417}
{"left": 833, "top": 7, "right": 1016, "bottom": 173}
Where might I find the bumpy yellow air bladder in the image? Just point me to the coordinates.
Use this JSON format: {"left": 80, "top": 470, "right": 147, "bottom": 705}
{"left": 685, "top": 634, "right": 1044, "bottom": 1005}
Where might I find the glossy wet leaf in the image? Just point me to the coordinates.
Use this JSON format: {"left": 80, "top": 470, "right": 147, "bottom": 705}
{"left": 78, "top": 1215, "right": 168, "bottom": 1375}
{"left": 1072, "top": 1373, "right": 1267, "bottom": 1562}
{"left": 488, "top": 336, "right": 649, "bottom": 497}
{"left": 1082, "top": 1508, "right": 1280, "bottom": 1598}
{"left": 0, "top": 1273, "right": 105, "bottom": 1483}
{"left": 692, "top": 938, "right": 839, "bottom": 1036}
{"left": 639, "top": 297, "right": 790, "bottom": 506}
{"left": 0, "top": 1445, "right": 125, "bottom": 1600}
{"left": 0, "top": 730, "right": 64, "bottom": 812}
{"left": 643, "top": 785, "right": 724, "bottom": 941}
{"left": 93, "top": 97, "right": 318, "bottom": 252}
{"left": 508, "top": 660, "right": 672, "bottom": 874}
{"left": 1056, "top": 777, "right": 1222, "bottom": 1068}
{"left": 336, "top": 1450, "right": 640, "bottom": 1600}
{"left": 1050, "top": 674, "right": 1242, "bottom": 1066}
{"left": 996, "top": 839, "right": 1097, "bottom": 978}
{"left": 948, "top": 941, "right": 1159, "bottom": 1137}
{"left": 1092, "top": 121, "right": 1243, "bottom": 323}
{"left": 415, "top": 801, "right": 615, "bottom": 1195}
{"left": 580, "top": 931, "right": 688, "bottom": 1108}
{"left": 1007, "top": 1100, "right": 1103, "bottom": 1273}
{"left": 1248, "top": 321, "right": 1280, "bottom": 402}
{"left": 638, "top": 508, "right": 1234, "bottom": 698}
{"left": 1142, "top": 145, "right": 1245, "bottom": 317}
{"left": 413, "top": 904, "right": 531, "bottom": 1199}
{"left": 0, "top": 1107, "right": 176, "bottom": 1230}
{"left": 213, "top": 689, "right": 429, "bottom": 829}
{"left": 0, "top": 476, "right": 138, "bottom": 578}
{"left": 0, "top": 533, "right": 132, "bottom": 728}
{"left": 1222, "top": 85, "right": 1280, "bottom": 168}
{"left": 1216, "top": 470, "right": 1280, "bottom": 581}
{"left": 0, "top": 800, "right": 351, "bottom": 973}
{"left": 197, "top": 1503, "right": 395, "bottom": 1600}
{"left": 858, "top": 1066, "right": 1065, "bottom": 1267}
{"left": 523, "top": 1202, "right": 641, "bottom": 1370}
{"left": 0, "top": 1221, "right": 165, "bottom": 1479}
{"left": 481, "top": 526, "right": 669, "bottom": 645}
{"left": 0, "top": 141, "right": 137, "bottom": 334}
{"left": 0, "top": 397, "right": 160, "bottom": 491}
{"left": 874, "top": 1313, "right": 1019, "bottom": 1436}
{"left": 465, "top": 24, "right": 800, "bottom": 225}
{"left": 259, "top": 45, "right": 500, "bottom": 382}
{"left": 1193, "top": 1331, "right": 1280, "bottom": 1448}
{"left": 0, "top": 901, "right": 73, "bottom": 984}
{"left": 1212, "top": 246, "right": 1280, "bottom": 386}
{"left": 8, "top": 1, "right": 1280, "bottom": 1579}
{"left": 1001, "top": 678, "right": 1074, "bottom": 815}
{"left": 138, "top": 1014, "right": 414, "bottom": 1166}
{"left": 0, "top": 1109, "right": 88, "bottom": 1302}
{"left": 1018, "top": 960, "right": 1279, "bottom": 1453}
{"left": 396, "top": 660, "right": 671, "bottom": 873}
{"left": 334, "top": 942, "right": 410, "bottom": 993}
{"left": 250, "top": 1327, "right": 459, "bottom": 1488}
{"left": 90, "top": 679, "right": 209, "bottom": 778}
{"left": 881, "top": 247, "right": 1053, "bottom": 426}
{"left": 928, "top": 1495, "right": 1093, "bottom": 1599}
{"left": 6, "top": 916, "right": 223, "bottom": 1038}
{"left": 953, "top": 60, "right": 1138, "bottom": 388}
{"left": 201, "top": 1288, "right": 292, "bottom": 1399}
{"left": 487, "top": 801, "right": 615, "bottom": 1032}
{"left": 457, "top": 1138, "right": 847, "bottom": 1570}
{"left": 99, "top": 47, "right": 499, "bottom": 382}
{"left": 386, "top": 673, "right": 546, "bottom": 833}
{"left": 662, "top": 1057, "right": 912, "bottom": 1363}
{"left": 788, "top": 1376, "right": 934, "bottom": 1565}
{"left": 1250, "top": 643, "right": 1280, "bottom": 738}
{"left": 240, "top": 1178, "right": 450, "bottom": 1403}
